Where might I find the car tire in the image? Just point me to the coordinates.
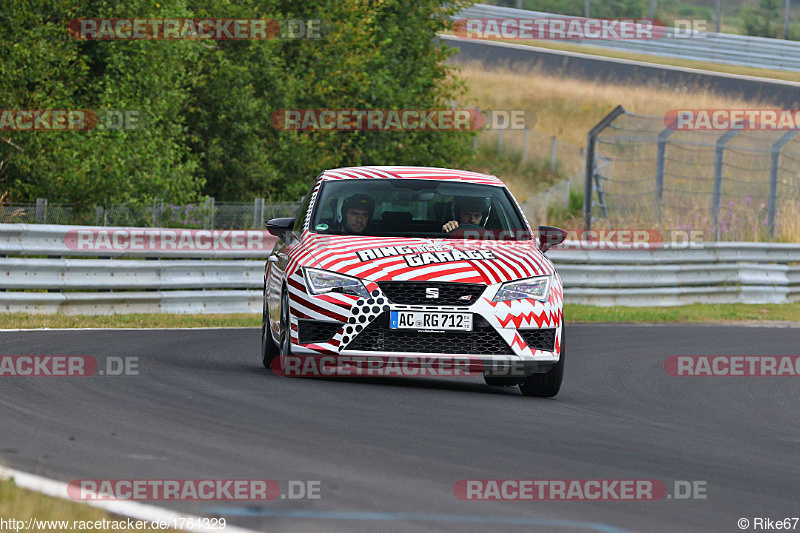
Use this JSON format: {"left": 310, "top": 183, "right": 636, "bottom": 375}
{"left": 518, "top": 325, "right": 565, "bottom": 398}
{"left": 261, "top": 284, "right": 279, "bottom": 368}
{"left": 484, "top": 375, "right": 518, "bottom": 387}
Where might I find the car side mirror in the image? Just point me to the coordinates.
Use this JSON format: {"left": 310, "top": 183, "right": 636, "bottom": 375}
{"left": 537, "top": 225, "right": 568, "bottom": 253}
{"left": 266, "top": 217, "right": 296, "bottom": 244}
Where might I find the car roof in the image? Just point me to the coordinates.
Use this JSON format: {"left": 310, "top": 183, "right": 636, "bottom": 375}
{"left": 319, "top": 166, "right": 506, "bottom": 187}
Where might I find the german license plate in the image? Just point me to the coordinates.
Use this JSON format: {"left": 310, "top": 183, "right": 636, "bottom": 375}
{"left": 390, "top": 311, "right": 472, "bottom": 331}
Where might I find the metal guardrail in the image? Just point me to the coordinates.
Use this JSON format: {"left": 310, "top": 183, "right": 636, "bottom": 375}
{"left": 1, "top": 224, "right": 798, "bottom": 312}
{"left": 0, "top": 223, "right": 277, "bottom": 258}
{"left": 455, "top": 4, "right": 800, "bottom": 72}
{"left": 0, "top": 291, "right": 262, "bottom": 315}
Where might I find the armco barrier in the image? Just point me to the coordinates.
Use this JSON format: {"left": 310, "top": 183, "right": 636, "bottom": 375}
{"left": 0, "top": 223, "right": 798, "bottom": 312}
{"left": 0, "top": 223, "right": 278, "bottom": 258}
{"left": 454, "top": 4, "right": 800, "bottom": 72}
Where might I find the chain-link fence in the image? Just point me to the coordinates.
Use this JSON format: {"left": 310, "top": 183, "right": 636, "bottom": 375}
{"left": 585, "top": 107, "right": 800, "bottom": 242}
{"left": 0, "top": 198, "right": 301, "bottom": 229}
{"left": 476, "top": 126, "right": 586, "bottom": 223}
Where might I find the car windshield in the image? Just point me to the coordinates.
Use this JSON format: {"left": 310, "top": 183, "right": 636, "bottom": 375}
{"left": 309, "top": 179, "right": 531, "bottom": 240}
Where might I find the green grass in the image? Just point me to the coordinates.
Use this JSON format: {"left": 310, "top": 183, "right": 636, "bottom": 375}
{"left": 564, "top": 302, "right": 800, "bottom": 323}
{"left": 1, "top": 303, "right": 798, "bottom": 330}
{"left": 0, "top": 477, "right": 175, "bottom": 532}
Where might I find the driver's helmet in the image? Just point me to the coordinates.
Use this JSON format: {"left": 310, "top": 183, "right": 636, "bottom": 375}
{"left": 339, "top": 193, "right": 375, "bottom": 223}
{"left": 454, "top": 196, "right": 491, "bottom": 226}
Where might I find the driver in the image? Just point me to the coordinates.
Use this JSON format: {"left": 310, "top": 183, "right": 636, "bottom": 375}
{"left": 442, "top": 196, "right": 491, "bottom": 232}
{"left": 340, "top": 193, "right": 374, "bottom": 234}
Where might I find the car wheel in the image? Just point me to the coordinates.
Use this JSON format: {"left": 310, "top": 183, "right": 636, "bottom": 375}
{"left": 484, "top": 375, "right": 518, "bottom": 387}
{"left": 261, "top": 284, "right": 279, "bottom": 368}
{"left": 279, "top": 288, "right": 292, "bottom": 358}
{"left": 518, "top": 325, "right": 565, "bottom": 398}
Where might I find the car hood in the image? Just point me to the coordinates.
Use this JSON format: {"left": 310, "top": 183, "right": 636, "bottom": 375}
{"left": 300, "top": 234, "right": 553, "bottom": 285}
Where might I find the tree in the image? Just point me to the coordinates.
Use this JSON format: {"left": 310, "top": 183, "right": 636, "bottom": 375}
{"left": 0, "top": 0, "right": 205, "bottom": 205}
{"left": 742, "top": 0, "right": 782, "bottom": 38}
{"left": 2, "top": 0, "right": 476, "bottom": 205}
{"left": 188, "top": 0, "right": 475, "bottom": 201}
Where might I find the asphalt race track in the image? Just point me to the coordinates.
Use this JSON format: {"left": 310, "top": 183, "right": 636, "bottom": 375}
{"left": 1, "top": 325, "right": 798, "bottom": 533}
{"left": 443, "top": 36, "right": 800, "bottom": 108}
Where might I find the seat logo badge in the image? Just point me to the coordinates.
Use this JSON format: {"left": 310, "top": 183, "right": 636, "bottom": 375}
{"left": 426, "top": 288, "right": 439, "bottom": 299}
{"left": 459, "top": 295, "right": 472, "bottom": 301}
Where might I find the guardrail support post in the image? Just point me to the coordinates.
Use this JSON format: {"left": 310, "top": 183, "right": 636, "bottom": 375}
{"left": 711, "top": 128, "right": 742, "bottom": 240}
{"left": 584, "top": 105, "right": 625, "bottom": 231}
{"left": 769, "top": 129, "right": 799, "bottom": 238}
{"left": 655, "top": 125, "right": 676, "bottom": 227}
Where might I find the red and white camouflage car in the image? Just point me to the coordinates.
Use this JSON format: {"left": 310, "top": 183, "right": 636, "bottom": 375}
{"left": 261, "top": 166, "right": 568, "bottom": 397}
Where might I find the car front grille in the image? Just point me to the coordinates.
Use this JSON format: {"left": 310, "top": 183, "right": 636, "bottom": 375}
{"left": 518, "top": 328, "right": 556, "bottom": 351}
{"left": 346, "top": 313, "right": 513, "bottom": 355}
{"left": 297, "top": 320, "right": 343, "bottom": 344}
{"left": 377, "top": 281, "right": 486, "bottom": 307}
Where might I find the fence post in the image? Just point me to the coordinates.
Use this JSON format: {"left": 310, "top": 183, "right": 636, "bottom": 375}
{"left": 654, "top": 125, "right": 676, "bottom": 227}
{"left": 584, "top": 105, "right": 625, "bottom": 231}
{"left": 523, "top": 127, "right": 530, "bottom": 162}
{"left": 550, "top": 136, "right": 557, "bottom": 170}
{"left": 153, "top": 199, "right": 164, "bottom": 228}
{"left": 769, "top": 130, "right": 799, "bottom": 237}
{"left": 95, "top": 206, "right": 104, "bottom": 226}
{"left": 497, "top": 127, "right": 504, "bottom": 153}
{"left": 35, "top": 198, "right": 47, "bottom": 223}
{"left": 254, "top": 197, "right": 265, "bottom": 229}
{"left": 711, "top": 129, "right": 741, "bottom": 240}
{"left": 210, "top": 197, "right": 215, "bottom": 229}
{"left": 564, "top": 178, "right": 570, "bottom": 208}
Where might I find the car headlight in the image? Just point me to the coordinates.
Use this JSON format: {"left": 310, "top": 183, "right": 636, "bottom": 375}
{"left": 493, "top": 275, "right": 551, "bottom": 303}
{"left": 302, "top": 267, "right": 370, "bottom": 298}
